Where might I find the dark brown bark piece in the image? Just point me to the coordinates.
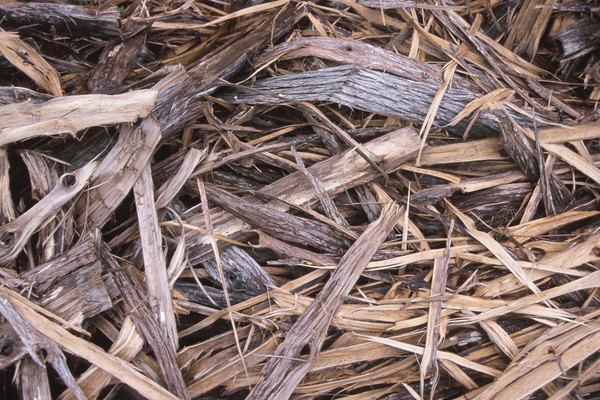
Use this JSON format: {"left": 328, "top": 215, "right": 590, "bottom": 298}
{"left": 204, "top": 183, "right": 349, "bottom": 254}
{"left": 0, "top": 86, "right": 52, "bottom": 106}
{"left": 258, "top": 232, "right": 336, "bottom": 266}
{"left": 108, "top": 259, "right": 190, "bottom": 400}
{"left": 224, "top": 65, "right": 543, "bottom": 137}
{"left": 255, "top": 37, "right": 478, "bottom": 91}
{"left": 183, "top": 127, "right": 420, "bottom": 265}
{"left": 88, "top": 23, "right": 150, "bottom": 94}
{"left": 0, "top": 2, "right": 120, "bottom": 38}
{"left": 202, "top": 246, "right": 275, "bottom": 296}
{"left": 174, "top": 283, "right": 251, "bottom": 308}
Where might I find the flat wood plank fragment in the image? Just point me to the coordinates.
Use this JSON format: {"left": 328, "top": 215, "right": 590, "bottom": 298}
{"left": 0, "top": 90, "right": 157, "bottom": 146}
{"left": 134, "top": 164, "right": 178, "bottom": 351}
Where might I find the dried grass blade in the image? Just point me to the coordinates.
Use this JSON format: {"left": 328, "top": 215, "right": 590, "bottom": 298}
{"left": 357, "top": 334, "right": 501, "bottom": 377}
{"left": 458, "top": 270, "right": 600, "bottom": 324}
{"left": 189, "top": 0, "right": 289, "bottom": 28}
{"left": 58, "top": 317, "right": 145, "bottom": 400}
{"left": 155, "top": 148, "right": 206, "bottom": 209}
{"left": 446, "top": 201, "right": 540, "bottom": 294}
{"left": 0, "top": 31, "right": 62, "bottom": 96}
{"left": 247, "top": 203, "right": 403, "bottom": 400}
{"left": 507, "top": 210, "right": 600, "bottom": 243}
{"left": 537, "top": 141, "right": 600, "bottom": 185}
{"left": 0, "top": 286, "right": 178, "bottom": 400}
{"left": 478, "top": 323, "right": 600, "bottom": 400}
{"left": 291, "top": 145, "right": 349, "bottom": 227}
{"left": 420, "top": 219, "right": 453, "bottom": 397}
{"left": 196, "top": 178, "right": 250, "bottom": 388}
{"left": 0, "top": 290, "right": 86, "bottom": 400}
{"left": 416, "top": 61, "right": 456, "bottom": 165}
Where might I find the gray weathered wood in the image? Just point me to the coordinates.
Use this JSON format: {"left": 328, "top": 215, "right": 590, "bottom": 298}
{"left": 183, "top": 127, "right": 420, "bottom": 265}
{"left": 0, "top": 2, "right": 120, "bottom": 38}
{"left": 202, "top": 246, "right": 275, "bottom": 296}
{"left": 224, "top": 65, "right": 546, "bottom": 137}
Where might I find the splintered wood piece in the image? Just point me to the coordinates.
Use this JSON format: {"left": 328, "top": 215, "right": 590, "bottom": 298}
{"left": 0, "top": 86, "right": 52, "bottom": 105}
{"left": 58, "top": 317, "right": 145, "bottom": 400}
{"left": 504, "top": 0, "right": 555, "bottom": 59}
{"left": 0, "top": 235, "right": 113, "bottom": 365}
{"left": 258, "top": 231, "right": 337, "bottom": 266}
{"left": 0, "top": 149, "right": 15, "bottom": 225}
{"left": 133, "top": 164, "right": 178, "bottom": 352}
{"left": 225, "top": 66, "right": 545, "bottom": 137}
{"left": 0, "top": 31, "right": 62, "bottom": 96}
{"left": 19, "top": 357, "right": 52, "bottom": 400}
{"left": 0, "top": 289, "right": 87, "bottom": 400}
{"left": 37, "top": 263, "right": 113, "bottom": 325}
{"left": 0, "top": 286, "right": 178, "bottom": 400}
{"left": 87, "top": 22, "right": 150, "bottom": 94}
{"left": 19, "top": 233, "right": 101, "bottom": 293}
{"left": 247, "top": 203, "right": 403, "bottom": 400}
{"left": 20, "top": 150, "right": 69, "bottom": 261}
{"left": 202, "top": 246, "right": 275, "bottom": 295}
{"left": 255, "top": 37, "right": 456, "bottom": 88}
{"left": 205, "top": 183, "right": 349, "bottom": 254}
{"left": 174, "top": 282, "right": 251, "bottom": 307}
{"left": 155, "top": 148, "right": 206, "bottom": 209}
{"left": 0, "top": 90, "right": 157, "bottom": 146}
{"left": 151, "top": 5, "right": 299, "bottom": 137}
{"left": 494, "top": 108, "right": 539, "bottom": 181}
{"left": 184, "top": 126, "right": 420, "bottom": 264}
{"left": 20, "top": 151, "right": 59, "bottom": 201}
{"left": 0, "top": 161, "right": 97, "bottom": 265}
{"left": 110, "top": 261, "right": 190, "bottom": 400}
{"left": 420, "top": 220, "right": 452, "bottom": 396}
{"left": 79, "top": 118, "right": 162, "bottom": 229}
{"left": 0, "top": 2, "right": 121, "bottom": 38}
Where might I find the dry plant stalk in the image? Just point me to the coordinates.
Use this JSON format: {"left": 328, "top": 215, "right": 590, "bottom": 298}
{"left": 248, "top": 203, "right": 403, "bottom": 400}
{"left": 0, "top": 31, "right": 62, "bottom": 96}
{"left": 1, "top": 1, "right": 600, "bottom": 399}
